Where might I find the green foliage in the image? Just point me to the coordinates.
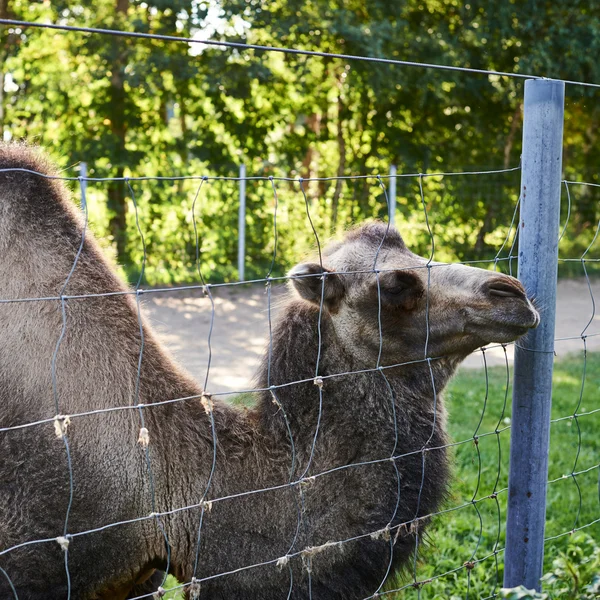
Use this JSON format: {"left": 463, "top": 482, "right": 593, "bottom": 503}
{"left": 163, "top": 575, "right": 185, "bottom": 599}
{"left": 541, "top": 534, "right": 600, "bottom": 599}
{"left": 1, "top": 1, "right": 600, "bottom": 284}
{"left": 501, "top": 534, "right": 600, "bottom": 599}
{"left": 501, "top": 586, "right": 548, "bottom": 600}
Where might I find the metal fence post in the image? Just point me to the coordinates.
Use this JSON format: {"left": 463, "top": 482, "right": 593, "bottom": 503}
{"left": 504, "top": 79, "right": 565, "bottom": 591}
{"left": 389, "top": 165, "right": 397, "bottom": 226}
{"left": 238, "top": 163, "right": 246, "bottom": 281}
{"left": 80, "top": 162, "right": 87, "bottom": 211}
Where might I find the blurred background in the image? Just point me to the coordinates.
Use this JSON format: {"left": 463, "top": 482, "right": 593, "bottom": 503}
{"left": 1, "top": 0, "right": 599, "bottom": 285}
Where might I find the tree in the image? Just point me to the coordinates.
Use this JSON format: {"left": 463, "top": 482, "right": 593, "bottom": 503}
{"left": 2, "top": 1, "right": 599, "bottom": 282}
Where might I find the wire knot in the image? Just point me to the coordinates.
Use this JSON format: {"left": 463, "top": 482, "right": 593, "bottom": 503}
{"left": 370, "top": 526, "right": 391, "bottom": 542}
{"left": 300, "top": 475, "right": 316, "bottom": 488}
{"left": 53, "top": 415, "right": 71, "bottom": 439}
{"left": 301, "top": 540, "right": 343, "bottom": 571}
{"left": 270, "top": 389, "right": 281, "bottom": 407}
{"left": 189, "top": 578, "right": 202, "bottom": 599}
{"left": 201, "top": 392, "right": 214, "bottom": 415}
{"left": 138, "top": 427, "right": 150, "bottom": 447}
{"left": 56, "top": 536, "right": 70, "bottom": 551}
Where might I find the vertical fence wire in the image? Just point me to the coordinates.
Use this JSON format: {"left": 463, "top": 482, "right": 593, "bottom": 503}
{"left": 128, "top": 179, "right": 173, "bottom": 587}
{"left": 190, "top": 176, "right": 219, "bottom": 597}
{"left": 371, "top": 176, "right": 402, "bottom": 597}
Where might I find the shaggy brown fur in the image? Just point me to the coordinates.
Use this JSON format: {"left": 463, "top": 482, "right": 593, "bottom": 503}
{"left": 0, "top": 144, "right": 539, "bottom": 599}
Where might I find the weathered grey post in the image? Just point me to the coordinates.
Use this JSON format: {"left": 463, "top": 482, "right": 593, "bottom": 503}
{"left": 80, "top": 162, "right": 87, "bottom": 211}
{"left": 238, "top": 163, "right": 246, "bottom": 281}
{"left": 388, "top": 165, "right": 397, "bottom": 226}
{"left": 504, "top": 79, "right": 564, "bottom": 591}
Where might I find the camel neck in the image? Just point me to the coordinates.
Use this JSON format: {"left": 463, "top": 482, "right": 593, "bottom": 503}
{"left": 252, "top": 300, "right": 456, "bottom": 475}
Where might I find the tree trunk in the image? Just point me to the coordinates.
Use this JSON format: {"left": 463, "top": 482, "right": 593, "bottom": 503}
{"left": 331, "top": 93, "right": 346, "bottom": 230}
{"left": 0, "top": 69, "right": 4, "bottom": 141}
{"left": 301, "top": 112, "right": 321, "bottom": 177}
{"left": 473, "top": 104, "right": 522, "bottom": 256}
{"left": 503, "top": 103, "right": 522, "bottom": 170}
{"left": 107, "top": 0, "right": 130, "bottom": 267}
{"left": 108, "top": 168, "right": 128, "bottom": 262}
{"left": 0, "top": 0, "right": 11, "bottom": 140}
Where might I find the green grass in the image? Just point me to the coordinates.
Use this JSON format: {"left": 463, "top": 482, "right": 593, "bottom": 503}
{"left": 384, "top": 351, "right": 600, "bottom": 598}
{"left": 162, "top": 352, "right": 600, "bottom": 599}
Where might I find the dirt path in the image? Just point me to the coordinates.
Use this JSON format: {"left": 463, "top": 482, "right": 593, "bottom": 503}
{"left": 143, "top": 278, "right": 600, "bottom": 395}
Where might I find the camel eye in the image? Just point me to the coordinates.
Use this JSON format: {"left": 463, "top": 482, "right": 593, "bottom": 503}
{"left": 379, "top": 285, "right": 415, "bottom": 305}
{"left": 384, "top": 283, "right": 411, "bottom": 295}
{"left": 375, "top": 270, "right": 423, "bottom": 310}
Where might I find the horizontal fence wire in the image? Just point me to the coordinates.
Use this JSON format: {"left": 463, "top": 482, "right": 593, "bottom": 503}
{"left": 1, "top": 18, "right": 600, "bottom": 90}
{"left": 0, "top": 163, "right": 598, "bottom": 600}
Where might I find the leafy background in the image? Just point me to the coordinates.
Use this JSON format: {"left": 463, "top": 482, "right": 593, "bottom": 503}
{"left": 1, "top": 0, "right": 600, "bottom": 284}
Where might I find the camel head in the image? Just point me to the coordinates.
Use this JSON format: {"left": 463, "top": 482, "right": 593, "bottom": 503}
{"left": 289, "top": 222, "right": 540, "bottom": 366}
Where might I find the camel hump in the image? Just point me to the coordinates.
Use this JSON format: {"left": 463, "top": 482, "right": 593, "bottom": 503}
{"left": 0, "top": 141, "right": 57, "bottom": 173}
{"left": 0, "top": 142, "right": 72, "bottom": 206}
{"left": 0, "top": 143, "right": 82, "bottom": 243}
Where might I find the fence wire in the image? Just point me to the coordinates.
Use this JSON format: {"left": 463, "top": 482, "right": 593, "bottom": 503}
{"left": 0, "top": 161, "right": 597, "bottom": 600}
{"left": 2, "top": 18, "right": 600, "bottom": 91}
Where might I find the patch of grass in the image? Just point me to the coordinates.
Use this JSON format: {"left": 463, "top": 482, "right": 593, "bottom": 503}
{"left": 229, "top": 391, "right": 256, "bottom": 408}
{"left": 385, "top": 351, "right": 600, "bottom": 598}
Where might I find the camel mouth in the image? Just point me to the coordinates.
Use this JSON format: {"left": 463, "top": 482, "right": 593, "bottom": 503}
{"left": 530, "top": 309, "right": 541, "bottom": 329}
{"left": 497, "top": 307, "right": 541, "bottom": 340}
{"left": 465, "top": 300, "right": 540, "bottom": 341}
{"left": 503, "top": 305, "right": 540, "bottom": 333}
{"left": 521, "top": 298, "right": 541, "bottom": 330}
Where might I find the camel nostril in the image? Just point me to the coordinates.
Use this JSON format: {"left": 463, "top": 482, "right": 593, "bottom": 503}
{"left": 486, "top": 280, "right": 526, "bottom": 300}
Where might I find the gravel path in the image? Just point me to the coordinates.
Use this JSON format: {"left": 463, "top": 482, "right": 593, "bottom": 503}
{"left": 143, "top": 278, "right": 600, "bottom": 395}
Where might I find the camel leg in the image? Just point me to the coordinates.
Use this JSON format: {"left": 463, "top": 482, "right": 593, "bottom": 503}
{"left": 127, "top": 569, "right": 165, "bottom": 598}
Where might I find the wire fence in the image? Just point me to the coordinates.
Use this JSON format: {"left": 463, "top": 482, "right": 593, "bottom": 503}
{"left": 0, "top": 17, "right": 599, "bottom": 600}
{"left": 0, "top": 163, "right": 598, "bottom": 599}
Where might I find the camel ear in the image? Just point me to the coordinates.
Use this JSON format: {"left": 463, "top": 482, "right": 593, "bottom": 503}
{"left": 289, "top": 263, "right": 345, "bottom": 307}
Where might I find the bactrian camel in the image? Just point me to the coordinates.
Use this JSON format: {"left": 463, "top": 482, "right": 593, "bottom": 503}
{"left": 0, "top": 143, "right": 539, "bottom": 599}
